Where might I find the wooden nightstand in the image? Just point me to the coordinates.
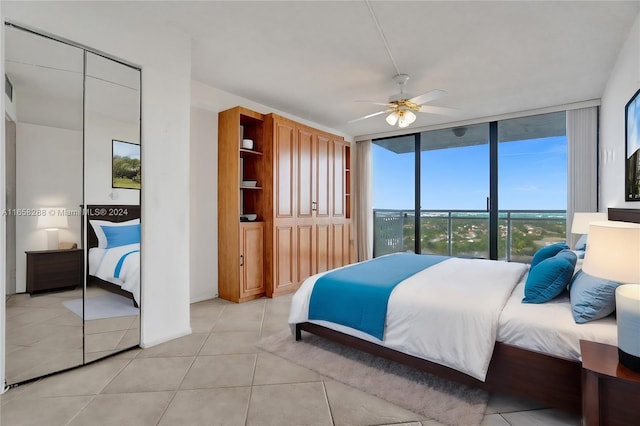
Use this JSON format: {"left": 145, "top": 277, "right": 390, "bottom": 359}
{"left": 580, "top": 340, "right": 640, "bottom": 426}
{"left": 25, "top": 248, "right": 83, "bottom": 294}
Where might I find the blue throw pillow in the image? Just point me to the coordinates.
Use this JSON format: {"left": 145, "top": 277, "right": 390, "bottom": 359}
{"left": 555, "top": 249, "right": 578, "bottom": 264}
{"left": 102, "top": 224, "right": 141, "bottom": 248}
{"left": 570, "top": 270, "right": 621, "bottom": 323}
{"left": 523, "top": 255, "right": 576, "bottom": 304}
{"left": 530, "top": 243, "right": 570, "bottom": 270}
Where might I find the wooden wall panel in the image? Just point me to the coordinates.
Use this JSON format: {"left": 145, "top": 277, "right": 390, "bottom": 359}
{"left": 297, "top": 128, "right": 314, "bottom": 218}
{"left": 315, "top": 134, "right": 331, "bottom": 218}
{"left": 315, "top": 224, "right": 331, "bottom": 274}
{"left": 333, "top": 141, "right": 345, "bottom": 217}
{"left": 297, "top": 224, "right": 314, "bottom": 284}
{"left": 274, "top": 224, "right": 296, "bottom": 294}
{"left": 275, "top": 121, "right": 295, "bottom": 218}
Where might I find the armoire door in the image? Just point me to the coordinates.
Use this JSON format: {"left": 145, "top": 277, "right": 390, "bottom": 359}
{"left": 272, "top": 117, "right": 297, "bottom": 295}
{"left": 239, "top": 222, "right": 264, "bottom": 299}
{"left": 296, "top": 127, "right": 315, "bottom": 283}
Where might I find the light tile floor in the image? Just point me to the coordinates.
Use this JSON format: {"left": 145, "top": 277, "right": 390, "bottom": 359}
{"left": 1, "top": 295, "right": 582, "bottom": 425}
{"left": 5, "top": 287, "right": 140, "bottom": 384}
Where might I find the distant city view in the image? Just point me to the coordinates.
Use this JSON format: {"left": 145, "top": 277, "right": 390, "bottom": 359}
{"left": 374, "top": 210, "right": 566, "bottom": 263}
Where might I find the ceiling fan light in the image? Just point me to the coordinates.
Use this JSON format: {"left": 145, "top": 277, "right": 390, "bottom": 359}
{"left": 386, "top": 111, "right": 399, "bottom": 126}
{"left": 397, "top": 110, "right": 416, "bottom": 128}
{"left": 405, "top": 110, "right": 416, "bottom": 124}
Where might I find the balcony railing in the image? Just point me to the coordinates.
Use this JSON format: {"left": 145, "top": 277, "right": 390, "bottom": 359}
{"left": 373, "top": 209, "right": 567, "bottom": 263}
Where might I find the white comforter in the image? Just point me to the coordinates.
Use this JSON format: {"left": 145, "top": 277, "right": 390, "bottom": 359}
{"left": 289, "top": 257, "right": 528, "bottom": 381}
{"left": 89, "top": 243, "right": 140, "bottom": 305}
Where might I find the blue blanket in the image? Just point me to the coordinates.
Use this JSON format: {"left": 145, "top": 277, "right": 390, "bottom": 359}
{"left": 308, "top": 253, "right": 448, "bottom": 339}
{"left": 114, "top": 250, "right": 140, "bottom": 279}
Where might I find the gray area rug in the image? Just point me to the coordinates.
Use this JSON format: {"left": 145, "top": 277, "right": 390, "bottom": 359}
{"left": 257, "top": 329, "right": 488, "bottom": 426}
{"left": 63, "top": 294, "right": 139, "bottom": 320}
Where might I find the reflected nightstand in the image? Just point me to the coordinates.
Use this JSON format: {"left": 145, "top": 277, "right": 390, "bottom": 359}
{"left": 25, "top": 248, "right": 83, "bottom": 294}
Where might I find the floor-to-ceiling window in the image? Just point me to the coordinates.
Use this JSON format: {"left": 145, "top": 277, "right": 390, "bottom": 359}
{"left": 372, "top": 111, "right": 567, "bottom": 262}
{"left": 372, "top": 135, "right": 415, "bottom": 256}
{"left": 420, "top": 123, "right": 490, "bottom": 258}
{"left": 497, "top": 112, "right": 567, "bottom": 262}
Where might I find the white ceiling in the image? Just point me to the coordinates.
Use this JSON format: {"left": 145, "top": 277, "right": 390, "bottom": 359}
{"left": 134, "top": 0, "right": 640, "bottom": 138}
{"left": 6, "top": 2, "right": 640, "bottom": 139}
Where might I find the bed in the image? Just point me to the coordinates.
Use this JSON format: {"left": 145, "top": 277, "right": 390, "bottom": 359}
{"left": 86, "top": 204, "right": 141, "bottom": 306}
{"left": 290, "top": 208, "right": 639, "bottom": 414}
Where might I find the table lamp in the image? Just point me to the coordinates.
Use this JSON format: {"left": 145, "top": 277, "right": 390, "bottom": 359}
{"left": 582, "top": 220, "right": 640, "bottom": 372}
{"left": 36, "top": 209, "right": 69, "bottom": 250}
{"left": 571, "top": 212, "right": 608, "bottom": 235}
{"left": 571, "top": 212, "right": 607, "bottom": 251}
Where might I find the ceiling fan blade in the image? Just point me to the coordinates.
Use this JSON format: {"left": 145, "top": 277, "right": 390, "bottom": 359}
{"left": 418, "top": 105, "right": 462, "bottom": 116}
{"left": 354, "top": 100, "right": 393, "bottom": 107}
{"left": 348, "top": 110, "right": 388, "bottom": 123}
{"left": 409, "top": 89, "right": 446, "bottom": 106}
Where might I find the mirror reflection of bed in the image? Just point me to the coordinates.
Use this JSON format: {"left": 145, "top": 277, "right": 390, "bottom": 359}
{"left": 84, "top": 204, "right": 140, "bottom": 362}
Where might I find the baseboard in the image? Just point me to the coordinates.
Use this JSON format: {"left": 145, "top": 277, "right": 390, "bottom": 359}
{"left": 140, "top": 327, "right": 192, "bottom": 348}
{"left": 190, "top": 291, "right": 217, "bottom": 304}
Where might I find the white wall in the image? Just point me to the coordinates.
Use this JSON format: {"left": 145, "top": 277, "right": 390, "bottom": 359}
{"left": 1, "top": 0, "right": 6, "bottom": 387}
{"left": 2, "top": 1, "right": 192, "bottom": 369}
{"left": 15, "top": 123, "right": 83, "bottom": 292}
{"left": 84, "top": 112, "right": 140, "bottom": 205}
{"left": 600, "top": 12, "right": 640, "bottom": 209}
{"left": 189, "top": 81, "right": 352, "bottom": 302}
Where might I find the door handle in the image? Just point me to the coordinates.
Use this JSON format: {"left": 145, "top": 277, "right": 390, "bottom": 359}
{"left": 240, "top": 254, "right": 244, "bottom": 267}
{"left": 486, "top": 197, "right": 490, "bottom": 212}
{"left": 312, "top": 201, "right": 317, "bottom": 211}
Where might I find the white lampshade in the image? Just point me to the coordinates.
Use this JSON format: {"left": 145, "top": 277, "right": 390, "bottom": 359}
{"left": 36, "top": 209, "right": 69, "bottom": 230}
{"left": 36, "top": 209, "right": 68, "bottom": 250}
{"left": 582, "top": 220, "right": 640, "bottom": 283}
{"left": 570, "top": 212, "right": 608, "bottom": 234}
{"left": 386, "top": 111, "right": 399, "bottom": 126}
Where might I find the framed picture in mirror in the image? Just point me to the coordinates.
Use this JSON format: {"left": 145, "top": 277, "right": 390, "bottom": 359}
{"left": 626, "top": 87, "right": 640, "bottom": 201}
{"left": 112, "top": 139, "right": 141, "bottom": 189}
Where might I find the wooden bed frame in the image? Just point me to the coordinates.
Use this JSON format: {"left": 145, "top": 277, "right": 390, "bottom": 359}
{"left": 86, "top": 204, "right": 140, "bottom": 306}
{"left": 295, "top": 207, "right": 640, "bottom": 414}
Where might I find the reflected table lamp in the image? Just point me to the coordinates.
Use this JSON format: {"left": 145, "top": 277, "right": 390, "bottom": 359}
{"left": 571, "top": 212, "right": 607, "bottom": 248}
{"left": 571, "top": 212, "right": 608, "bottom": 259}
{"left": 583, "top": 220, "right": 640, "bottom": 372}
{"left": 36, "top": 209, "right": 69, "bottom": 250}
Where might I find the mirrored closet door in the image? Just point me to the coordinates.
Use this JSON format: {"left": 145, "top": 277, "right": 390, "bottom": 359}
{"left": 4, "top": 23, "right": 141, "bottom": 385}
{"left": 83, "top": 51, "right": 141, "bottom": 363}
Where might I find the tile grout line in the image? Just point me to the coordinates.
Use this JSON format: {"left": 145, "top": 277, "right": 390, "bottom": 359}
{"left": 63, "top": 394, "right": 97, "bottom": 426}
{"left": 320, "top": 379, "right": 336, "bottom": 425}
{"left": 244, "top": 347, "right": 260, "bottom": 426}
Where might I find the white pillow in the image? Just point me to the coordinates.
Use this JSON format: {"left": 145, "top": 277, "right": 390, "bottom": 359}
{"left": 90, "top": 218, "right": 140, "bottom": 248}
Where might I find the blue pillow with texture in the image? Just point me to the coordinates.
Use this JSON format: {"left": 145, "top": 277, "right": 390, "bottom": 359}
{"left": 530, "top": 243, "right": 570, "bottom": 270}
{"left": 102, "top": 224, "right": 141, "bottom": 248}
{"left": 523, "top": 254, "right": 576, "bottom": 304}
{"left": 569, "top": 270, "right": 621, "bottom": 323}
{"left": 555, "top": 249, "right": 578, "bottom": 264}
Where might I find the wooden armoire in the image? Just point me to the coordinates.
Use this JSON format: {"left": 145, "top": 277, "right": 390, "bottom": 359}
{"left": 218, "top": 106, "right": 352, "bottom": 302}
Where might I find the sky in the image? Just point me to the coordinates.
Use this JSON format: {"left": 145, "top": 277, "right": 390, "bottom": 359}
{"left": 372, "top": 136, "right": 567, "bottom": 211}
{"left": 113, "top": 140, "right": 141, "bottom": 160}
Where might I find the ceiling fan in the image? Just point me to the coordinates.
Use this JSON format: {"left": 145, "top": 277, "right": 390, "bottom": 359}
{"left": 349, "top": 74, "right": 459, "bottom": 128}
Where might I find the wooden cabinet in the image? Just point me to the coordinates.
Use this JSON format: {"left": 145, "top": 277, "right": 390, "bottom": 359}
{"left": 25, "top": 249, "right": 83, "bottom": 294}
{"left": 219, "top": 106, "right": 352, "bottom": 302}
{"left": 266, "top": 114, "right": 353, "bottom": 296}
{"left": 218, "top": 107, "right": 267, "bottom": 302}
{"left": 239, "top": 222, "right": 264, "bottom": 300}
